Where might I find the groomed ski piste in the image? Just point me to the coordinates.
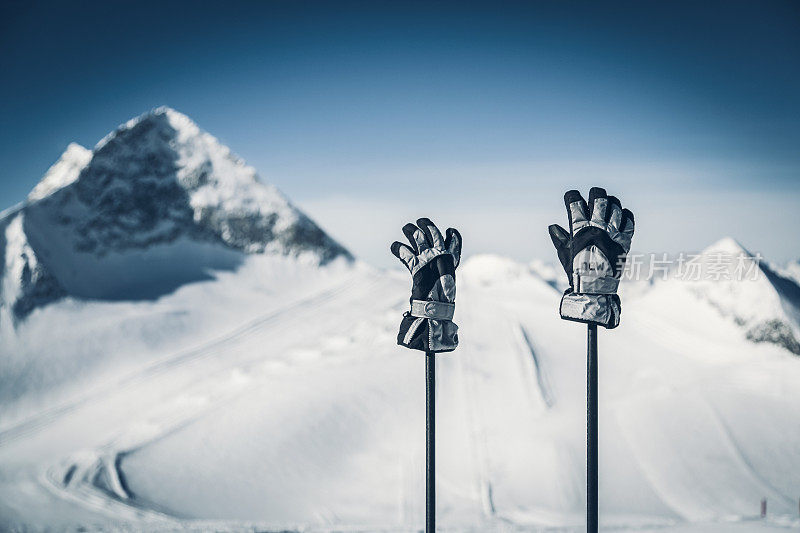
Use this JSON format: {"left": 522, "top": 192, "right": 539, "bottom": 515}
{"left": 1, "top": 109, "right": 798, "bottom": 532}
{"left": 1, "top": 251, "right": 799, "bottom": 532}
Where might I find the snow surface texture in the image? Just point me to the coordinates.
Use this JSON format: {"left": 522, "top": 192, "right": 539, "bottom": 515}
{"left": 0, "top": 107, "right": 351, "bottom": 321}
{"left": 0, "top": 252, "right": 798, "bottom": 532}
{"left": 1, "top": 109, "right": 799, "bottom": 532}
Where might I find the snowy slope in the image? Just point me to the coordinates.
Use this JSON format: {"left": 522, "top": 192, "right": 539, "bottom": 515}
{"left": 0, "top": 249, "right": 798, "bottom": 532}
{"left": 0, "top": 107, "right": 350, "bottom": 321}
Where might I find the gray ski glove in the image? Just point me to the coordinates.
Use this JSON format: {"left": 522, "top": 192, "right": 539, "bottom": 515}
{"left": 391, "top": 218, "right": 462, "bottom": 353}
{"left": 549, "top": 187, "right": 635, "bottom": 329}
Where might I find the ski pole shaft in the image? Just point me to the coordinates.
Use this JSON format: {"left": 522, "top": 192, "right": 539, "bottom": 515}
{"left": 587, "top": 323, "right": 598, "bottom": 533}
{"left": 426, "top": 350, "right": 436, "bottom": 532}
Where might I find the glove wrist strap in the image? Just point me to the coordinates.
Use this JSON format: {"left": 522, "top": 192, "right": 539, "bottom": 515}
{"left": 559, "top": 290, "right": 620, "bottom": 329}
{"left": 410, "top": 299, "right": 455, "bottom": 320}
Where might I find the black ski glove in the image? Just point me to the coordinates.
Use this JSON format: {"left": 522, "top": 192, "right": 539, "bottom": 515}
{"left": 548, "top": 187, "right": 635, "bottom": 329}
{"left": 391, "top": 218, "right": 462, "bottom": 353}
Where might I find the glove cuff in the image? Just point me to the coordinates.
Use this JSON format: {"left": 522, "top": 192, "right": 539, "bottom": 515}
{"left": 410, "top": 299, "right": 455, "bottom": 320}
{"left": 397, "top": 314, "right": 459, "bottom": 353}
{"left": 559, "top": 290, "right": 621, "bottom": 329}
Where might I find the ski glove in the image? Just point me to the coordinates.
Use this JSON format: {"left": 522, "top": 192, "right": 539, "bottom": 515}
{"left": 391, "top": 218, "right": 462, "bottom": 353}
{"left": 549, "top": 187, "right": 635, "bottom": 329}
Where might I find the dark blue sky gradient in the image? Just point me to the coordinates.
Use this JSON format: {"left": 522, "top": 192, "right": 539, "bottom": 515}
{"left": 1, "top": 1, "right": 799, "bottom": 263}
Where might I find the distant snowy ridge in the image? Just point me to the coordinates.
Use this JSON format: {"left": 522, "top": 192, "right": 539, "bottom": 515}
{"left": 0, "top": 107, "right": 351, "bottom": 320}
{"left": 651, "top": 237, "right": 800, "bottom": 355}
{"left": 459, "top": 244, "right": 800, "bottom": 355}
{"left": 459, "top": 244, "right": 800, "bottom": 356}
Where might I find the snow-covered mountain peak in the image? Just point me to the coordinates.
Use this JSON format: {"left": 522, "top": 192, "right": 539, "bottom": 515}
{"left": 642, "top": 237, "right": 800, "bottom": 355}
{"left": 701, "top": 236, "right": 750, "bottom": 257}
{"left": 1, "top": 107, "right": 351, "bottom": 319}
{"left": 80, "top": 106, "right": 307, "bottom": 251}
{"left": 27, "top": 143, "right": 91, "bottom": 202}
{"left": 95, "top": 106, "right": 201, "bottom": 151}
{"left": 27, "top": 106, "right": 350, "bottom": 260}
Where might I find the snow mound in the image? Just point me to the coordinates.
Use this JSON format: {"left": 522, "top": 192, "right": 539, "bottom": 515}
{"left": 460, "top": 254, "right": 559, "bottom": 293}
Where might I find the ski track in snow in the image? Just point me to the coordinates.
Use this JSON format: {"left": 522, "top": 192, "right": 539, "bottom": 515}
{"left": 515, "top": 323, "right": 555, "bottom": 409}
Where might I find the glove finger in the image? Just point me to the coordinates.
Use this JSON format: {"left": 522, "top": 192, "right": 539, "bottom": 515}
{"left": 548, "top": 224, "right": 570, "bottom": 251}
{"left": 445, "top": 228, "right": 462, "bottom": 267}
{"left": 618, "top": 208, "right": 635, "bottom": 251}
{"left": 564, "top": 190, "right": 588, "bottom": 233}
{"left": 391, "top": 241, "right": 416, "bottom": 271}
{"left": 549, "top": 224, "right": 573, "bottom": 278}
{"left": 417, "top": 217, "right": 444, "bottom": 249}
{"left": 607, "top": 195, "right": 623, "bottom": 230}
{"left": 621, "top": 209, "right": 635, "bottom": 236}
{"left": 402, "top": 223, "right": 430, "bottom": 253}
{"left": 588, "top": 186, "right": 606, "bottom": 210}
{"left": 588, "top": 187, "right": 608, "bottom": 226}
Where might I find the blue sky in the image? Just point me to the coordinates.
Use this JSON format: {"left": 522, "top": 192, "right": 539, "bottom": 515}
{"left": 1, "top": 1, "right": 798, "bottom": 266}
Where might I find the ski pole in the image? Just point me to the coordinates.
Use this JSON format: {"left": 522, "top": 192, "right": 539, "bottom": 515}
{"left": 549, "top": 188, "right": 634, "bottom": 533}
{"left": 390, "top": 218, "right": 462, "bottom": 533}
{"left": 426, "top": 350, "right": 436, "bottom": 533}
{"left": 587, "top": 323, "right": 598, "bottom": 533}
